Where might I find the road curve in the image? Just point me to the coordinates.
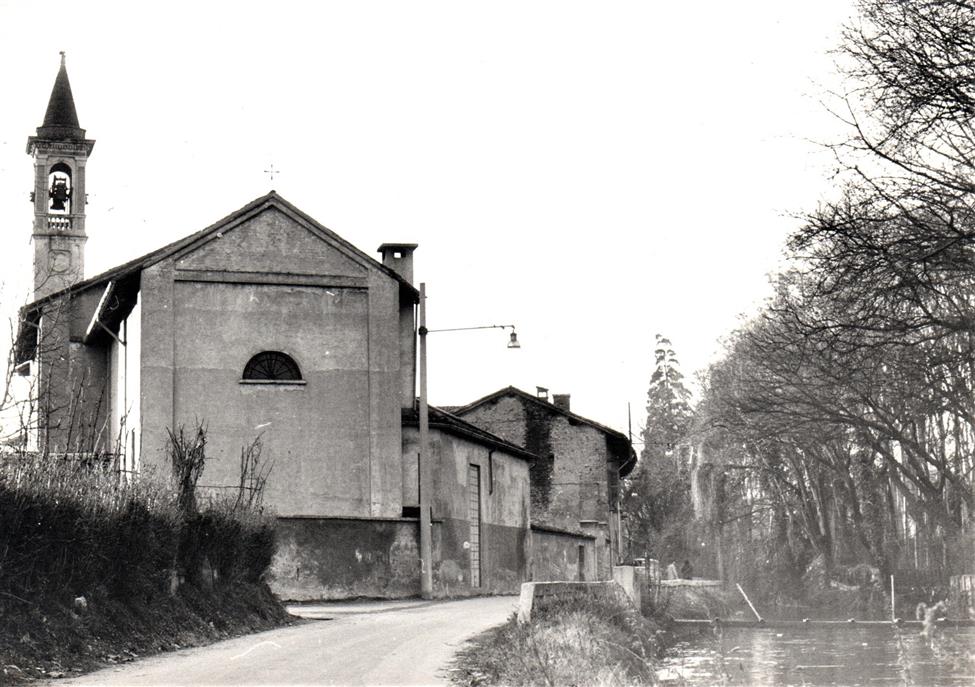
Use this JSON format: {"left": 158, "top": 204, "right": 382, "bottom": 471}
{"left": 54, "top": 595, "right": 518, "bottom": 686}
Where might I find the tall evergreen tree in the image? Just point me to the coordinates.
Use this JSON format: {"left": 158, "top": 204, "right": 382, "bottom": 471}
{"left": 622, "top": 335, "right": 695, "bottom": 567}
{"left": 643, "top": 335, "right": 693, "bottom": 468}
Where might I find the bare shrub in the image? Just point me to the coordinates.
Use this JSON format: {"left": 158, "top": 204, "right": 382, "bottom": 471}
{"left": 168, "top": 424, "right": 207, "bottom": 516}
{"left": 0, "top": 454, "right": 179, "bottom": 598}
{"left": 168, "top": 424, "right": 277, "bottom": 586}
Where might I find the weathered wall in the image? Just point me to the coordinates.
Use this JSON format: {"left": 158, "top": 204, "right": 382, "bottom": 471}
{"left": 138, "top": 205, "right": 405, "bottom": 518}
{"left": 36, "top": 295, "right": 112, "bottom": 455}
{"left": 270, "top": 517, "right": 420, "bottom": 600}
{"left": 530, "top": 526, "right": 597, "bottom": 582}
{"left": 170, "top": 280, "right": 376, "bottom": 516}
{"left": 460, "top": 395, "right": 617, "bottom": 579}
{"left": 580, "top": 521, "right": 613, "bottom": 581}
{"left": 547, "top": 417, "right": 609, "bottom": 527}
{"left": 403, "top": 427, "right": 531, "bottom": 596}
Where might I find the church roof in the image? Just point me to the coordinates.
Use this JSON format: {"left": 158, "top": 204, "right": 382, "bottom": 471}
{"left": 452, "top": 385, "right": 637, "bottom": 475}
{"left": 35, "top": 54, "right": 86, "bottom": 141}
{"left": 15, "top": 192, "right": 420, "bottom": 363}
{"left": 23, "top": 191, "right": 420, "bottom": 310}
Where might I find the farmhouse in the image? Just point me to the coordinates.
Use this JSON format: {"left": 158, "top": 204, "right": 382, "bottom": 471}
{"left": 15, "top": 56, "right": 535, "bottom": 599}
{"left": 453, "top": 386, "right": 636, "bottom": 580}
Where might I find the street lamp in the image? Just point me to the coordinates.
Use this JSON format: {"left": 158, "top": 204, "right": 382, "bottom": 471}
{"left": 416, "top": 282, "right": 520, "bottom": 598}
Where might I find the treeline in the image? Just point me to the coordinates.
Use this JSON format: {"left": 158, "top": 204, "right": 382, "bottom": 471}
{"left": 692, "top": 0, "right": 975, "bottom": 601}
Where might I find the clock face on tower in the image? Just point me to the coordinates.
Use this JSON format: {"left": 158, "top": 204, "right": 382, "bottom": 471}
{"left": 49, "top": 250, "right": 70, "bottom": 274}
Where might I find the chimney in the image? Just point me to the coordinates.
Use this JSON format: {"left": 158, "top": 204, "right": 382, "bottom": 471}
{"left": 377, "top": 243, "right": 418, "bottom": 284}
{"left": 535, "top": 386, "right": 549, "bottom": 401}
{"left": 552, "top": 394, "right": 571, "bottom": 412}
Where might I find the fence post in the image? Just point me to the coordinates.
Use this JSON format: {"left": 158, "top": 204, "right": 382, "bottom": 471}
{"left": 890, "top": 574, "right": 895, "bottom": 621}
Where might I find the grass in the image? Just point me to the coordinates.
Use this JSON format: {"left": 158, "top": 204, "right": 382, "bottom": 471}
{"left": 0, "top": 580, "right": 292, "bottom": 682}
{"left": 0, "top": 431, "right": 291, "bottom": 683}
{"left": 449, "top": 593, "right": 665, "bottom": 687}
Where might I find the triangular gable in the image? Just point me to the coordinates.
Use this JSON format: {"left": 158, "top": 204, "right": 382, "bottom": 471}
{"left": 22, "top": 191, "right": 418, "bottom": 309}
{"left": 16, "top": 192, "right": 419, "bottom": 363}
{"left": 454, "top": 385, "right": 637, "bottom": 475}
{"left": 174, "top": 204, "right": 368, "bottom": 278}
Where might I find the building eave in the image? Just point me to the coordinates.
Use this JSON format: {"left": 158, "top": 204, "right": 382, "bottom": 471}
{"left": 19, "top": 191, "right": 420, "bottom": 315}
{"left": 453, "top": 385, "right": 637, "bottom": 474}
{"left": 402, "top": 405, "right": 539, "bottom": 462}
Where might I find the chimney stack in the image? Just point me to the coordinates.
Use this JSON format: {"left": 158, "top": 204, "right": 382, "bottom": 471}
{"left": 553, "top": 394, "right": 571, "bottom": 412}
{"left": 377, "top": 243, "right": 418, "bottom": 284}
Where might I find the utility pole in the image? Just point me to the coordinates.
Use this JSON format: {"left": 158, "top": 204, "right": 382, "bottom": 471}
{"left": 418, "top": 283, "right": 433, "bottom": 599}
{"left": 416, "top": 283, "right": 518, "bottom": 599}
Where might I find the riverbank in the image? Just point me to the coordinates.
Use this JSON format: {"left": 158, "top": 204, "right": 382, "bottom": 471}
{"left": 449, "top": 593, "right": 665, "bottom": 687}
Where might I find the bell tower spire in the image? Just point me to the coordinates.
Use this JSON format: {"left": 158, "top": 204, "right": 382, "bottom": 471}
{"left": 27, "top": 52, "right": 95, "bottom": 300}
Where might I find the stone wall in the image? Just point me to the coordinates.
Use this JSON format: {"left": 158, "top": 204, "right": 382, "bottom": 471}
{"left": 516, "top": 580, "right": 629, "bottom": 623}
{"left": 459, "top": 394, "right": 618, "bottom": 579}
{"left": 270, "top": 513, "right": 531, "bottom": 601}
{"left": 270, "top": 516, "right": 419, "bottom": 600}
{"left": 531, "top": 525, "right": 597, "bottom": 582}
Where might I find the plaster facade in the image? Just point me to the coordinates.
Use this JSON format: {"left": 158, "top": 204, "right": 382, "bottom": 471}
{"left": 402, "top": 413, "right": 532, "bottom": 597}
{"left": 454, "top": 387, "right": 635, "bottom": 580}
{"left": 270, "top": 415, "right": 533, "bottom": 601}
{"left": 137, "top": 203, "right": 408, "bottom": 518}
{"left": 24, "top": 195, "right": 414, "bottom": 522}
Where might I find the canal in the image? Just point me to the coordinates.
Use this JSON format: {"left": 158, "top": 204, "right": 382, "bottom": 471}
{"left": 657, "top": 625, "right": 975, "bottom": 685}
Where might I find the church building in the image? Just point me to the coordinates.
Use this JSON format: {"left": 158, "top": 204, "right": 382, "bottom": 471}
{"left": 15, "top": 56, "right": 534, "bottom": 600}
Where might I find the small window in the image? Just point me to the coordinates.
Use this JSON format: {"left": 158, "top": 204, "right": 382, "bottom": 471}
{"left": 242, "top": 351, "right": 302, "bottom": 382}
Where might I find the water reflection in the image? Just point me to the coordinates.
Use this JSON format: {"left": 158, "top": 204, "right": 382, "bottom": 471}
{"left": 658, "top": 626, "right": 975, "bottom": 686}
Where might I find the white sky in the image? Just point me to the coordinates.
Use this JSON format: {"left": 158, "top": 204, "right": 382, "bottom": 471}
{"left": 0, "top": 0, "right": 853, "bottom": 436}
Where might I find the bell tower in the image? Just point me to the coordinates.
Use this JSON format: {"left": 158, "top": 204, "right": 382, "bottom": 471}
{"left": 27, "top": 52, "right": 95, "bottom": 300}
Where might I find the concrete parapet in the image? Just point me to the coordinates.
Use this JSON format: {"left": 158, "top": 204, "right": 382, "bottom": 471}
{"left": 517, "top": 580, "right": 628, "bottom": 623}
{"left": 660, "top": 578, "right": 722, "bottom": 588}
{"left": 612, "top": 565, "right": 648, "bottom": 610}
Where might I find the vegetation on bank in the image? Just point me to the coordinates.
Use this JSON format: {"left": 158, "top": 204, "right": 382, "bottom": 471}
{"left": 0, "top": 427, "right": 291, "bottom": 683}
{"left": 688, "top": 0, "right": 975, "bottom": 609}
{"left": 624, "top": 0, "right": 975, "bottom": 611}
{"left": 449, "top": 594, "right": 664, "bottom": 687}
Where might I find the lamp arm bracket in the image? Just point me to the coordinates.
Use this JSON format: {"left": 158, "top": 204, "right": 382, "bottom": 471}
{"left": 424, "top": 324, "right": 516, "bottom": 334}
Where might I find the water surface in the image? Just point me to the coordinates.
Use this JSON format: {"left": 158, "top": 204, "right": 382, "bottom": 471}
{"left": 658, "top": 625, "right": 975, "bottom": 686}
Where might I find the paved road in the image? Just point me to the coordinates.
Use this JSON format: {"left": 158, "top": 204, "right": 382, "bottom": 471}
{"left": 55, "top": 595, "right": 518, "bottom": 686}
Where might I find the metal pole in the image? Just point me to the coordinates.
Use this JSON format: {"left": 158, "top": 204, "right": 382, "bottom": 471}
{"left": 736, "top": 583, "right": 763, "bottom": 622}
{"left": 418, "top": 283, "right": 433, "bottom": 599}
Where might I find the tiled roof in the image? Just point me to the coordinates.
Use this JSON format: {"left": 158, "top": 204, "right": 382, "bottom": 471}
{"left": 453, "top": 385, "right": 637, "bottom": 476}
{"left": 402, "top": 405, "right": 539, "bottom": 462}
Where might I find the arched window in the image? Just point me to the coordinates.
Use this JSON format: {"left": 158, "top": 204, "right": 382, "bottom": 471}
{"left": 242, "top": 351, "right": 302, "bottom": 381}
